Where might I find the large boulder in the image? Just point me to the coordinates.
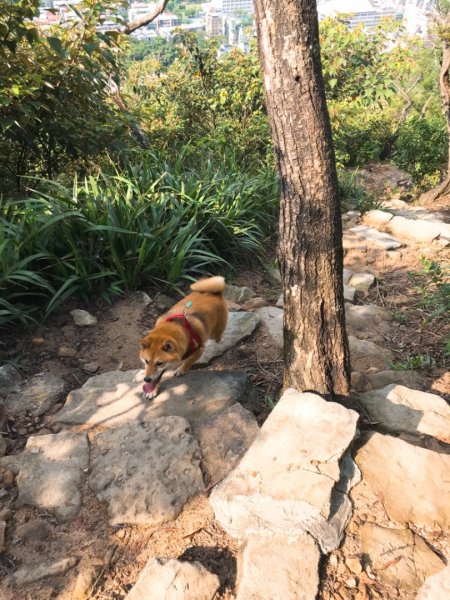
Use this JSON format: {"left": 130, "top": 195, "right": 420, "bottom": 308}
{"left": 359, "top": 384, "right": 450, "bottom": 442}
{"left": 210, "top": 389, "right": 359, "bottom": 551}
{"left": 198, "top": 311, "right": 260, "bottom": 364}
{"left": 6, "top": 372, "right": 67, "bottom": 418}
{"left": 355, "top": 432, "right": 450, "bottom": 528}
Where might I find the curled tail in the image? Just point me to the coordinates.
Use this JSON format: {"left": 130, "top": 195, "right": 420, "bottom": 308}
{"left": 190, "top": 276, "right": 225, "bottom": 295}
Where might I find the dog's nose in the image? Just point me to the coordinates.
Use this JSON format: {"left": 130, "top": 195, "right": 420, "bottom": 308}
{"left": 144, "top": 376, "right": 152, "bottom": 383}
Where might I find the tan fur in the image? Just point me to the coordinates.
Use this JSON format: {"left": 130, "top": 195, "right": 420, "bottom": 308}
{"left": 139, "top": 276, "right": 227, "bottom": 388}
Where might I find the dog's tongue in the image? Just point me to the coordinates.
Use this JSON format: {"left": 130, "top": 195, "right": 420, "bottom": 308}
{"left": 143, "top": 380, "right": 157, "bottom": 394}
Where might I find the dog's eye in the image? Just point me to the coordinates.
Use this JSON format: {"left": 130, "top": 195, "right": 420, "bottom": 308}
{"left": 144, "top": 359, "right": 149, "bottom": 365}
{"left": 155, "top": 361, "right": 164, "bottom": 367}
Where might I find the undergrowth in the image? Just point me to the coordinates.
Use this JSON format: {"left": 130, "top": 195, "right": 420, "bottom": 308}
{"left": 0, "top": 149, "right": 279, "bottom": 326}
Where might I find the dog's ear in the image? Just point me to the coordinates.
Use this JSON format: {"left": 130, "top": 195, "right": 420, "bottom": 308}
{"left": 140, "top": 337, "right": 151, "bottom": 350}
{"left": 162, "top": 339, "right": 175, "bottom": 353}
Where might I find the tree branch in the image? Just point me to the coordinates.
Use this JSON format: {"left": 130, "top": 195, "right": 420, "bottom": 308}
{"left": 123, "top": 0, "right": 170, "bottom": 35}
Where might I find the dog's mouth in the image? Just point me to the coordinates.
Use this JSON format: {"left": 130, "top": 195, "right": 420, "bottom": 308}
{"left": 143, "top": 370, "right": 165, "bottom": 395}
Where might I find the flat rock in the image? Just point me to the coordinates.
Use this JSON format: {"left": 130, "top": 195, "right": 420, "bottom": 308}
{"left": 386, "top": 216, "right": 443, "bottom": 243}
{"left": 5, "top": 372, "right": 67, "bottom": 418}
{"left": 362, "top": 210, "right": 394, "bottom": 228}
{"left": 198, "top": 311, "right": 260, "bottom": 364}
{"left": 223, "top": 284, "right": 256, "bottom": 304}
{"left": 56, "top": 369, "right": 252, "bottom": 430}
{"left": 89, "top": 416, "right": 204, "bottom": 525}
{"left": 349, "top": 336, "right": 394, "bottom": 371}
{"left": 1, "top": 432, "right": 89, "bottom": 522}
{"left": 416, "top": 564, "right": 450, "bottom": 600}
{"left": 125, "top": 558, "right": 219, "bottom": 600}
{"left": 14, "top": 556, "right": 79, "bottom": 585}
{"left": 359, "top": 384, "right": 450, "bottom": 442}
{"left": 236, "top": 534, "right": 320, "bottom": 600}
{"left": 70, "top": 309, "right": 97, "bottom": 326}
{"left": 210, "top": 389, "right": 359, "bottom": 547}
{"left": 363, "top": 369, "right": 426, "bottom": 392}
{"left": 343, "top": 268, "right": 352, "bottom": 285}
{"left": 360, "top": 523, "right": 444, "bottom": 591}
{"left": 276, "top": 293, "right": 284, "bottom": 307}
{"left": 0, "top": 364, "right": 22, "bottom": 396}
{"left": 355, "top": 432, "right": 450, "bottom": 528}
{"left": 195, "top": 403, "right": 259, "bottom": 487}
{"left": 348, "top": 272, "right": 375, "bottom": 292}
{"left": 255, "top": 306, "right": 283, "bottom": 350}
{"left": 343, "top": 229, "right": 368, "bottom": 252}
{"left": 348, "top": 225, "right": 403, "bottom": 250}
{"left": 345, "top": 304, "right": 392, "bottom": 340}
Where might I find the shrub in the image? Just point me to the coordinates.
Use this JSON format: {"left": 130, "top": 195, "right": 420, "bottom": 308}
{"left": 393, "top": 117, "right": 448, "bottom": 187}
{"left": 0, "top": 148, "right": 279, "bottom": 326}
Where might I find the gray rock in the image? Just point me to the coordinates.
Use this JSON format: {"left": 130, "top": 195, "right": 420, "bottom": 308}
{"left": 0, "top": 432, "right": 6, "bottom": 458}
{"left": 83, "top": 361, "right": 99, "bottom": 374}
{"left": 1, "top": 432, "right": 89, "bottom": 521}
{"left": 343, "top": 268, "right": 353, "bottom": 285}
{"left": 362, "top": 210, "right": 394, "bottom": 228}
{"left": 344, "top": 284, "right": 356, "bottom": 303}
{"left": 416, "top": 564, "right": 450, "bottom": 600}
{"left": 198, "top": 311, "right": 260, "bottom": 364}
{"left": 56, "top": 370, "right": 253, "bottom": 430}
{"left": 125, "top": 558, "right": 219, "bottom": 600}
{"left": 70, "top": 309, "right": 97, "bottom": 326}
{"left": 386, "top": 216, "right": 443, "bottom": 243}
{"left": 360, "top": 523, "right": 444, "bottom": 591}
{"left": 349, "top": 336, "right": 394, "bottom": 371}
{"left": 255, "top": 306, "right": 283, "bottom": 350}
{"left": 355, "top": 432, "right": 450, "bottom": 527}
{"left": 345, "top": 304, "right": 392, "bottom": 341}
{"left": 14, "top": 519, "right": 50, "bottom": 542}
{"left": 154, "top": 292, "right": 176, "bottom": 310}
{"left": 224, "top": 284, "right": 256, "bottom": 304}
{"left": 89, "top": 416, "right": 204, "bottom": 525}
{"left": 14, "top": 556, "right": 79, "bottom": 585}
{"left": 364, "top": 369, "right": 425, "bottom": 392}
{"left": 210, "top": 389, "right": 359, "bottom": 546}
{"left": 348, "top": 272, "right": 375, "bottom": 293}
{"left": 0, "top": 364, "right": 22, "bottom": 395}
{"left": 360, "top": 384, "right": 450, "bottom": 442}
{"left": 349, "top": 225, "right": 403, "bottom": 250}
{"left": 236, "top": 534, "right": 320, "bottom": 600}
{"left": 343, "top": 230, "right": 368, "bottom": 252}
{"left": 276, "top": 293, "right": 284, "bottom": 308}
{"left": 5, "top": 372, "right": 67, "bottom": 418}
{"left": 196, "top": 403, "right": 259, "bottom": 487}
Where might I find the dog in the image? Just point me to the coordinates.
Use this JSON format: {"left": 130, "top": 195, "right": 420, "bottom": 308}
{"left": 139, "top": 276, "right": 228, "bottom": 399}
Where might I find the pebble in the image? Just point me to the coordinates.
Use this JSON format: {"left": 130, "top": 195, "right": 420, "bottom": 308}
{"left": 0, "top": 469, "right": 15, "bottom": 486}
{"left": 31, "top": 337, "right": 45, "bottom": 345}
{"left": 83, "top": 362, "right": 100, "bottom": 374}
{"left": 0, "top": 520, "right": 6, "bottom": 552}
{"left": 58, "top": 346, "right": 77, "bottom": 358}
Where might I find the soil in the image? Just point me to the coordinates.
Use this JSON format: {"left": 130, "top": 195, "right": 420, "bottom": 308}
{"left": 0, "top": 163, "right": 449, "bottom": 599}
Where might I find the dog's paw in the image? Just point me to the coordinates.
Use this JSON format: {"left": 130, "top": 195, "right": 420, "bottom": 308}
{"left": 174, "top": 366, "right": 187, "bottom": 377}
{"left": 143, "top": 391, "right": 156, "bottom": 401}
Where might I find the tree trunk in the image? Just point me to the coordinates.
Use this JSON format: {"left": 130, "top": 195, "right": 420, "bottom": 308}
{"left": 420, "top": 42, "right": 450, "bottom": 204}
{"left": 254, "top": 0, "right": 350, "bottom": 396}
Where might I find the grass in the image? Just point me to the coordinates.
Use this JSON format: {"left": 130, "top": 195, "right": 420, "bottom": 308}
{"left": 338, "top": 169, "right": 379, "bottom": 214}
{"left": 0, "top": 149, "right": 279, "bottom": 327}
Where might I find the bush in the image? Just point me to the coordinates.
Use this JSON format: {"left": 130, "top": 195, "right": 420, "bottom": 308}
{"left": 393, "top": 117, "right": 447, "bottom": 186}
{"left": 330, "top": 101, "right": 393, "bottom": 167}
{"left": 0, "top": 148, "right": 279, "bottom": 326}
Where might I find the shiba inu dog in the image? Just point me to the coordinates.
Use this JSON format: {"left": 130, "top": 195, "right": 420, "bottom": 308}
{"left": 139, "top": 276, "right": 228, "bottom": 399}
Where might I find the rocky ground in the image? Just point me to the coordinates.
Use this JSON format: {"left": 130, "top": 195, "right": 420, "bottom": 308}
{"left": 0, "top": 165, "right": 449, "bottom": 600}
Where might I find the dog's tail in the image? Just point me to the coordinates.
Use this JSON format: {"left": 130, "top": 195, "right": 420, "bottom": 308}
{"left": 190, "top": 276, "right": 225, "bottom": 295}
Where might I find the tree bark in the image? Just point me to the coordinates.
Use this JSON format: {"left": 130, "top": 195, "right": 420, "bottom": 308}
{"left": 420, "top": 42, "right": 450, "bottom": 204}
{"left": 254, "top": 0, "right": 350, "bottom": 396}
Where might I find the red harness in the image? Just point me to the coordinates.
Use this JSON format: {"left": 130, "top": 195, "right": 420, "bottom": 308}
{"left": 165, "top": 313, "right": 202, "bottom": 359}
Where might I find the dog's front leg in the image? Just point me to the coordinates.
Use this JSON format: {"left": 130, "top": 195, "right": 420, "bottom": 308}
{"left": 175, "top": 346, "right": 205, "bottom": 377}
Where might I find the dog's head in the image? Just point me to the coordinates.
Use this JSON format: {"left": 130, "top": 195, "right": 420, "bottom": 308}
{"left": 139, "top": 330, "right": 183, "bottom": 392}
